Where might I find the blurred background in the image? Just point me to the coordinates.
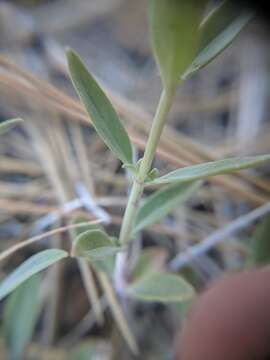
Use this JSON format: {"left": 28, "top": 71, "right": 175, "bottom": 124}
{"left": 0, "top": 0, "right": 270, "bottom": 359}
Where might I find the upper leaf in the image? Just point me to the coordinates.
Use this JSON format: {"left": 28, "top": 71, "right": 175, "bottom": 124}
{"left": 149, "top": 0, "right": 207, "bottom": 89}
{"left": 67, "top": 49, "right": 133, "bottom": 165}
{"left": 72, "top": 229, "right": 121, "bottom": 261}
{"left": 134, "top": 181, "right": 200, "bottom": 233}
{"left": 0, "top": 118, "right": 23, "bottom": 135}
{"left": 3, "top": 275, "right": 41, "bottom": 360}
{"left": 149, "top": 154, "right": 270, "bottom": 185}
{"left": 127, "top": 272, "right": 195, "bottom": 303}
{"left": 183, "top": 1, "right": 253, "bottom": 78}
{"left": 0, "top": 249, "right": 67, "bottom": 301}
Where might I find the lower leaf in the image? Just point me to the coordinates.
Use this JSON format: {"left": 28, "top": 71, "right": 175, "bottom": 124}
{"left": 127, "top": 272, "right": 195, "bottom": 303}
{"left": 0, "top": 249, "right": 67, "bottom": 301}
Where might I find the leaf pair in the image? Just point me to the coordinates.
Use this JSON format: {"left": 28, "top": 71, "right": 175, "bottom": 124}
{"left": 66, "top": 1, "right": 253, "bottom": 172}
{"left": 134, "top": 155, "right": 270, "bottom": 233}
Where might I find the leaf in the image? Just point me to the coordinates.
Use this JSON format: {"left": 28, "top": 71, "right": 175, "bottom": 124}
{"left": 134, "top": 181, "right": 200, "bottom": 233}
{"left": 0, "top": 118, "right": 23, "bottom": 135}
{"left": 127, "top": 272, "right": 194, "bottom": 303}
{"left": 184, "top": 2, "right": 253, "bottom": 77}
{"left": 0, "top": 249, "right": 67, "bottom": 301}
{"left": 248, "top": 214, "right": 270, "bottom": 267}
{"left": 149, "top": 0, "right": 207, "bottom": 89}
{"left": 67, "top": 49, "right": 133, "bottom": 164}
{"left": 3, "top": 274, "right": 41, "bottom": 360}
{"left": 132, "top": 247, "right": 167, "bottom": 282}
{"left": 72, "top": 229, "right": 121, "bottom": 260}
{"left": 149, "top": 154, "right": 270, "bottom": 185}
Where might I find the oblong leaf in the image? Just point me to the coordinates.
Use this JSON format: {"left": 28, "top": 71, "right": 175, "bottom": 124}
{"left": 72, "top": 229, "right": 121, "bottom": 260}
{"left": 0, "top": 249, "right": 67, "bottom": 301}
{"left": 127, "top": 272, "right": 194, "bottom": 303}
{"left": 0, "top": 118, "right": 23, "bottom": 135}
{"left": 150, "top": 0, "right": 206, "bottom": 89}
{"left": 149, "top": 154, "right": 270, "bottom": 185}
{"left": 3, "top": 274, "right": 41, "bottom": 360}
{"left": 67, "top": 49, "right": 133, "bottom": 164}
{"left": 134, "top": 181, "right": 200, "bottom": 233}
{"left": 184, "top": 2, "right": 253, "bottom": 77}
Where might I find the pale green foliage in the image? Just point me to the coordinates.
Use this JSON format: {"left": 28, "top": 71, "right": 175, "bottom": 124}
{"left": 149, "top": 155, "right": 270, "bottom": 185}
{"left": 0, "top": 249, "right": 67, "bottom": 301}
{"left": 184, "top": 1, "right": 253, "bottom": 77}
{"left": 0, "top": 118, "right": 23, "bottom": 135}
{"left": 134, "top": 181, "right": 200, "bottom": 233}
{"left": 72, "top": 229, "right": 119, "bottom": 274}
{"left": 0, "top": 0, "right": 265, "bottom": 336}
{"left": 127, "top": 272, "right": 195, "bottom": 303}
{"left": 3, "top": 275, "right": 41, "bottom": 360}
{"left": 67, "top": 49, "right": 133, "bottom": 165}
{"left": 149, "top": 0, "right": 207, "bottom": 90}
{"left": 72, "top": 229, "right": 121, "bottom": 260}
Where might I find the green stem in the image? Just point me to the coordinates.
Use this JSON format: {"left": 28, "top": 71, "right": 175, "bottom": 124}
{"left": 119, "top": 87, "right": 175, "bottom": 245}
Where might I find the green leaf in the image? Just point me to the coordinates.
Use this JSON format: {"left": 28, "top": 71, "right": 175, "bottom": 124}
{"left": 149, "top": 0, "right": 206, "bottom": 89}
{"left": 248, "top": 214, "right": 270, "bottom": 267}
{"left": 134, "top": 181, "right": 200, "bottom": 233}
{"left": 72, "top": 229, "right": 121, "bottom": 260}
{"left": 0, "top": 249, "right": 67, "bottom": 301}
{"left": 3, "top": 275, "right": 41, "bottom": 360}
{"left": 127, "top": 272, "right": 194, "bottom": 303}
{"left": 149, "top": 154, "right": 270, "bottom": 185}
{"left": 132, "top": 247, "right": 166, "bottom": 282}
{"left": 67, "top": 49, "right": 133, "bottom": 165}
{"left": 184, "top": 2, "right": 253, "bottom": 78}
{"left": 0, "top": 118, "right": 23, "bottom": 135}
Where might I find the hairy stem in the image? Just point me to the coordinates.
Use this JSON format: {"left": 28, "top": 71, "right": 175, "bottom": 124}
{"left": 119, "top": 86, "right": 175, "bottom": 245}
